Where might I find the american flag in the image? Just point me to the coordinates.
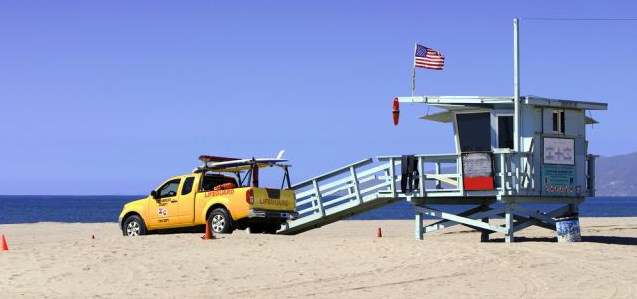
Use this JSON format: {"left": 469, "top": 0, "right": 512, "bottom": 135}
{"left": 414, "top": 45, "right": 445, "bottom": 70}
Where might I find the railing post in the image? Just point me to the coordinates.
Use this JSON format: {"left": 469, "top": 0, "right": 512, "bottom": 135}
{"left": 312, "top": 179, "right": 326, "bottom": 217}
{"left": 525, "top": 152, "right": 535, "bottom": 192}
{"left": 514, "top": 154, "right": 521, "bottom": 195}
{"left": 499, "top": 153, "right": 507, "bottom": 195}
{"left": 349, "top": 166, "right": 363, "bottom": 204}
{"left": 457, "top": 154, "right": 464, "bottom": 193}
{"left": 435, "top": 161, "right": 442, "bottom": 189}
{"left": 418, "top": 156, "right": 425, "bottom": 197}
{"left": 389, "top": 157, "right": 397, "bottom": 198}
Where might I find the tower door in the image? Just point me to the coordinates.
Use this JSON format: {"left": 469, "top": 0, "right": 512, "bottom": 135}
{"left": 455, "top": 112, "right": 492, "bottom": 152}
{"left": 455, "top": 112, "right": 495, "bottom": 191}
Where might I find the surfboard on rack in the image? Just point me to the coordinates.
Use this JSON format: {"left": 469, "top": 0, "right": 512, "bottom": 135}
{"left": 194, "top": 150, "right": 287, "bottom": 173}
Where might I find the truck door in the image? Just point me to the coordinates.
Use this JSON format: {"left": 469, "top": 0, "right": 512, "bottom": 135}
{"left": 177, "top": 176, "right": 197, "bottom": 224}
{"left": 148, "top": 178, "right": 181, "bottom": 228}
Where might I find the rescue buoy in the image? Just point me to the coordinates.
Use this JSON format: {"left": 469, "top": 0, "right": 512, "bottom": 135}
{"left": 392, "top": 98, "right": 400, "bottom": 126}
{"left": 213, "top": 182, "right": 237, "bottom": 191}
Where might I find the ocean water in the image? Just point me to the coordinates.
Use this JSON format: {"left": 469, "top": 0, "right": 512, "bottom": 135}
{"left": 0, "top": 195, "right": 636, "bottom": 224}
{"left": 351, "top": 197, "right": 637, "bottom": 220}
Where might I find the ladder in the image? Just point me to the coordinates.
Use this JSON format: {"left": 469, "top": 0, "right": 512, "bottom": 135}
{"left": 278, "top": 158, "right": 403, "bottom": 235}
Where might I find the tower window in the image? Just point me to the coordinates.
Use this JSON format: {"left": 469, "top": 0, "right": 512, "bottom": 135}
{"left": 456, "top": 112, "right": 491, "bottom": 152}
{"left": 498, "top": 116, "right": 514, "bottom": 149}
{"left": 552, "top": 110, "right": 565, "bottom": 134}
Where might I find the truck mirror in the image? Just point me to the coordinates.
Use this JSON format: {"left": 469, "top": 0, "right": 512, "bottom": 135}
{"left": 150, "top": 190, "right": 158, "bottom": 199}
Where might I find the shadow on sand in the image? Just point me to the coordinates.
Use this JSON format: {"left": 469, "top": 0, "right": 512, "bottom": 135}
{"left": 488, "top": 235, "right": 637, "bottom": 245}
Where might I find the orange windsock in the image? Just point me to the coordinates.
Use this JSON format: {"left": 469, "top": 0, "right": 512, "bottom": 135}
{"left": 1, "top": 234, "right": 8, "bottom": 251}
{"left": 392, "top": 98, "right": 400, "bottom": 126}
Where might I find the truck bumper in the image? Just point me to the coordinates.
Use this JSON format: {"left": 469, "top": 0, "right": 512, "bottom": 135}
{"left": 247, "top": 209, "right": 299, "bottom": 221}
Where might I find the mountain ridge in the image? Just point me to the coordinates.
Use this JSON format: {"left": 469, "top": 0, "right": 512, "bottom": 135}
{"left": 595, "top": 151, "right": 637, "bottom": 196}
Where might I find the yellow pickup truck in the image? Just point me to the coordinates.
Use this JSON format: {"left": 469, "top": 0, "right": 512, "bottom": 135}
{"left": 118, "top": 155, "right": 298, "bottom": 236}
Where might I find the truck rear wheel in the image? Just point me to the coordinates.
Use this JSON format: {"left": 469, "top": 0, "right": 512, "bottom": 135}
{"left": 123, "top": 215, "right": 147, "bottom": 236}
{"left": 208, "top": 208, "right": 233, "bottom": 234}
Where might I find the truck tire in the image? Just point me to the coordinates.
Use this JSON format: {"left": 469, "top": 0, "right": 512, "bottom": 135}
{"left": 123, "top": 215, "right": 147, "bottom": 236}
{"left": 208, "top": 208, "right": 233, "bottom": 234}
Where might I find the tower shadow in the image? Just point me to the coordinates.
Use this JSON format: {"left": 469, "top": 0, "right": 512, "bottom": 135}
{"left": 488, "top": 235, "right": 637, "bottom": 245}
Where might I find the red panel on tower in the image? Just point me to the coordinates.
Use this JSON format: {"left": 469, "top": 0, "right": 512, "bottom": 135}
{"left": 463, "top": 176, "right": 495, "bottom": 191}
{"left": 461, "top": 153, "right": 495, "bottom": 191}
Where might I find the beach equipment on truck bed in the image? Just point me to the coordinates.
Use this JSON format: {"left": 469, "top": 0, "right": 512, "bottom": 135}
{"left": 194, "top": 151, "right": 292, "bottom": 189}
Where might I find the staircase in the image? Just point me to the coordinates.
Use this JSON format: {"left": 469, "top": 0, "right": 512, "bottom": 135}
{"left": 278, "top": 158, "right": 403, "bottom": 235}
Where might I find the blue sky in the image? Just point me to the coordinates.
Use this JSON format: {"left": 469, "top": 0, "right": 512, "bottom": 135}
{"left": 1, "top": 0, "right": 635, "bottom": 195}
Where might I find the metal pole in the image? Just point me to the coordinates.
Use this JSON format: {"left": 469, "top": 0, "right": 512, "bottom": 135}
{"left": 412, "top": 42, "right": 417, "bottom": 98}
{"left": 514, "top": 18, "right": 521, "bottom": 152}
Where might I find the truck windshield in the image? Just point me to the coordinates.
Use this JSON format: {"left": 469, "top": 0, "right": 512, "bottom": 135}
{"left": 201, "top": 175, "right": 238, "bottom": 191}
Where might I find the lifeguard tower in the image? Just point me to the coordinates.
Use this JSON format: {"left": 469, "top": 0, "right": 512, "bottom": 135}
{"left": 278, "top": 19, "right": 608, "bottom": 242}
{"left": 278, "top": 95, "right": 607, "bottom": 243}
{"left": 387, "top": 95, "right": 606, "bottom": 242}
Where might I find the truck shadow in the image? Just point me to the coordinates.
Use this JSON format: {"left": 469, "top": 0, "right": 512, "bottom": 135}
{"left": 488, "top": 235, "right": 637, "bottom": 245}
{"left": 153, "top": 225, "right": 206, "bottom": 235}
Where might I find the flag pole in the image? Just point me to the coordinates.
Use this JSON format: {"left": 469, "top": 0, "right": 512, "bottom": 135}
{"left": 513, "top": 18, "right": 521, "bottom": 152}
{"left": 412, "top": 43, "right": 417, "bottom": 98}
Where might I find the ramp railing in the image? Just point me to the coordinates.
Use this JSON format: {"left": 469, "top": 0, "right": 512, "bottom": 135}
{"left": 495, "top": 150, "right": 536, "bottom": 196}
{"left": 279, "top": 151, "right": 541, "bottom": 234}
{"left": 279, "top": 158, "right": 402, "bottom": 234}
{"left": 377, "top": 154, "right": 463, "bottom": 197}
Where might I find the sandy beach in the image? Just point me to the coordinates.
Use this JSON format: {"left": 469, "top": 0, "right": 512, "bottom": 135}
{"left": 1, "top": 218, "right": 636, "bottom": 299}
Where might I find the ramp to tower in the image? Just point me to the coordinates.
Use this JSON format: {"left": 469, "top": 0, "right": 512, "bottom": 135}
{"left": 278, "top": 158, "right": 402, "bottom": 235}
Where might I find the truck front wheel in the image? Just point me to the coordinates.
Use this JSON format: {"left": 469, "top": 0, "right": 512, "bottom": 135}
{"left": 208, "top": 208, "right": 233, "bottom": 234}
{"left": 123, "top": 215, "right": 147, "bottom": 236}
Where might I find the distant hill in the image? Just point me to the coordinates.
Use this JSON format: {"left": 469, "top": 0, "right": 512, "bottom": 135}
{"left": 595, "top": 151, "right": 637, "bottom": 197}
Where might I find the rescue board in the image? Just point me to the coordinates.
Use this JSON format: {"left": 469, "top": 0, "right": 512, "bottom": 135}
{"left": 194, "top": 151, "right": 288, "bottom": 173}
{"left": 198, "top": 155, "right": 240, "bottom": 163}
{"left": 207, "top": 158, "right": 288, "bottom": 168}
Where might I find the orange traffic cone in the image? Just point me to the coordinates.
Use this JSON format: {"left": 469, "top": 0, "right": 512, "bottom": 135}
{"left": 377, "top": 227, "right": 382, "bottom": 238}
{"left": 202, "top": 221, "right": 214, "bottom": 240}
{"left": 1, "top": 234, "right": 9, "bottom": 251}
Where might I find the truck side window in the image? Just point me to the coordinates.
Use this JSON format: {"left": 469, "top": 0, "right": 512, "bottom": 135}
{"left": 181, "top": 177, "right": 195, "bottom": 195}
{"left": 158, "top": 179, "right": 181, "bottom": 198}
